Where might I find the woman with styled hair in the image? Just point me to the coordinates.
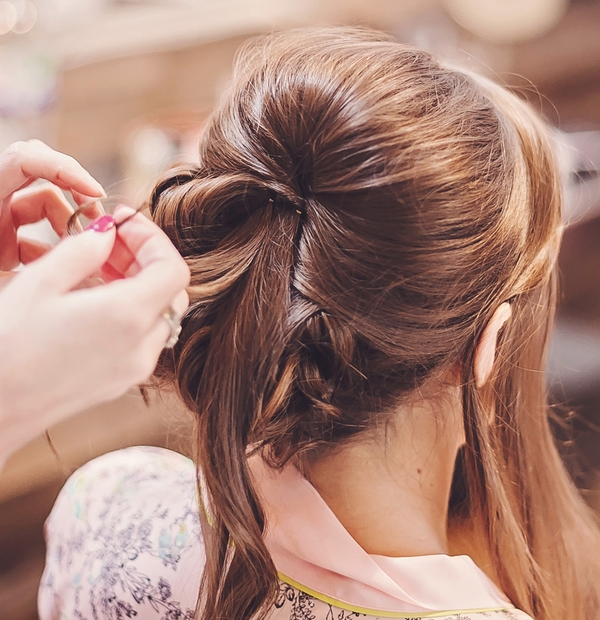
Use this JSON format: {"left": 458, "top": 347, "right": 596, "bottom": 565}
{"left": 39, "top": 28, "right": 600, "bottom": 620}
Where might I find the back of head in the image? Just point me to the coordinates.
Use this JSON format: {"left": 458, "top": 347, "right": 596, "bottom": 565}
{"left": 150, "top": 27, "right": 599, "bottom": 620}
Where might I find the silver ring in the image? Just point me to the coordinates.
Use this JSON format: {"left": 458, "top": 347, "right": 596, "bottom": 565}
{"left": 162, "top": 306, "right": 182, "bottom": 349}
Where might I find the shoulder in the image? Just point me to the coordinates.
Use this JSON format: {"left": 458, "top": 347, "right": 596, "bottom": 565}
{"left": 58, "top": 443, "right": 195, "bottom": 487}
{"left": 44, "top": 446, "right": 199, "bottom": 549}
{"left": 53, "top": 444, "right": 195, "bottom": 504}
{"left": 39, "top": 446, "right": 204, "bottom": 620}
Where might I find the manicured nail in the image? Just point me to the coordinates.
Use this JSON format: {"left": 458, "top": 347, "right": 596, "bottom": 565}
{"left": 85, "top": 214, "right": 115, "bottom": 233}
{"left": 91, "top": 185, "right": 106, "bottom": 198}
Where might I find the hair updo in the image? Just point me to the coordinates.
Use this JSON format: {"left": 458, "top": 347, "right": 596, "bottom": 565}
{"left": 150, "top": 27, "right": 600, "bottom": 620}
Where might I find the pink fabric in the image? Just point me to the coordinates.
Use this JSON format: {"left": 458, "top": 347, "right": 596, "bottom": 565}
{"left": 251, "top": 454, "right": 511, "bottom": 614}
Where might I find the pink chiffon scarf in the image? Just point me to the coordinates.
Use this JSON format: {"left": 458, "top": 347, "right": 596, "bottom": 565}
{"left": 250, "top": 455, "right": 513, "bottom": 616}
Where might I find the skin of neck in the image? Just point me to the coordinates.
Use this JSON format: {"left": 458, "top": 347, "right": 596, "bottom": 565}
{"left": 302, "top": 378, "right": 464, "bottom": 558}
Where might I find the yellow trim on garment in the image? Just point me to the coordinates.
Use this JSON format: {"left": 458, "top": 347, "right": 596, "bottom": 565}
{"left": 277, "top": 572, "right": 515, "bottom": 619}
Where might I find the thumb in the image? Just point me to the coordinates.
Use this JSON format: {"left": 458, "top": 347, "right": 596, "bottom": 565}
{"left": 26, "top": 222, "right": 117, "bottom": 294}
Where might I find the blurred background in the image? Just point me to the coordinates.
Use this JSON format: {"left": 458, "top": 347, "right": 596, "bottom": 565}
{"left": 1, "top": 0, "right": 600, "bottom": 618}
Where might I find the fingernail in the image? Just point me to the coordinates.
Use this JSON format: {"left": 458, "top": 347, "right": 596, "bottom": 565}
{"left": 85, "top": 214, "right": 115, "bottom": 233}
{"left": 87, "top": 177, "right": 106, "bottom": 197}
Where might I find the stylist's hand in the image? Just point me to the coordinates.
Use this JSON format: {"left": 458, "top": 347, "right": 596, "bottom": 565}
{"left": 0, "top": 141, "right": 190, "bottom": 466}
{"left": 0, "top": 139, "right": 105, "bottom": 269}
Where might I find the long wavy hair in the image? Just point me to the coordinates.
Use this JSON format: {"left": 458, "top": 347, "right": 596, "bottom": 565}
{"left": 150, "top": 28, "right": 600, "bottom": 620}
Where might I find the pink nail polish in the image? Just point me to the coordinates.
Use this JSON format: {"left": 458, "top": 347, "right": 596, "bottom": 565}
{"left": 85, "top": 214, "right": 115, "bottom": 233}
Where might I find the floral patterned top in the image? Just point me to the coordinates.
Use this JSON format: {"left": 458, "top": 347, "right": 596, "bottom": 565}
{"left": 39, "top": 446, "right": 534, "bottom": 620}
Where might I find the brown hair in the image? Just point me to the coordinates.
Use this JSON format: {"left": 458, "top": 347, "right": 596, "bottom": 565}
{"left": 150, "top": 27, "right": 600, "bottom": 620}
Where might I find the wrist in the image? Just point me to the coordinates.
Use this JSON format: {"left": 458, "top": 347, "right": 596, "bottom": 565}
{"left": 0, "top": 336, "right": 45, "bottom": 467}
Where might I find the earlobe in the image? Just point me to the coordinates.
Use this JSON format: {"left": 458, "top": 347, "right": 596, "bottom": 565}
{"left": 474, "top": 302, "right": 512, "bottom": 388}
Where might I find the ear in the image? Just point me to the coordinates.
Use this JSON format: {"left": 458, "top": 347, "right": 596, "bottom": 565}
{"left": 474, "top": 302, "right": 512, "bottom": 388}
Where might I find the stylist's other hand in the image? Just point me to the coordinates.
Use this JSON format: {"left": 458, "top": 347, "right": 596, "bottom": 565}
{"left": 0, "top": 143, "right": 190, "bottom": 466}
{"left": 0, "top": 140, "right": 105, "bottom": 270}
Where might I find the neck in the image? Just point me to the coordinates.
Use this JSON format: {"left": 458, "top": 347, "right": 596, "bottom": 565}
{"left": 302, "top": 391, "right": 462, "bottom": 558}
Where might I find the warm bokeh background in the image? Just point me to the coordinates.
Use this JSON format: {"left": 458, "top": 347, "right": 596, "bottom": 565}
{"left": 1, "top": 1, "right": 600, "bottom": 618}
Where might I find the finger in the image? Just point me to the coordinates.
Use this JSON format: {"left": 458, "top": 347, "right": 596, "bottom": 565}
{"left": 23, "top": 225, "right": 117, "bottom": 294}
{"left": 123, "top": 259, "right": 141, "bottom": 278}
{"left": 111, "top": 206, "right": 190, "bottom": 314}
{"left": 73, "top": 193, "right": 105, "bottom": 219}
{"left": 112, "top": 205, "right": 153, "bottom": 255}
{"left": 171, "top": 288, "right": 190, "bottom": 316}
{"left": 0, "top": 198, "right": 19, "bottom": 270}
{"left": 0, "top": 270, "right": 16, "bottom": 294}
{"left": 18, "top": 237, "right": 53, "bottom": 264}
{"left": 0, "top": 141, "right": 105, "bottom": 201}
{"left": 99, "top": 261, "right": 125, "bottom": 283}
{"left": 146, "top": 289, "right": 190, "bottom": 356}
{"left": 137, "top": 311, "right": 188, "bottom": 378}
{"left": 10, "top": 184, "right": 74, "bottom": 237}
{"left": 85, "top": 269, "right": 188, "bottom": 343}
{"left": 101, "top": 233, "right": 137, "bottom": 282}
